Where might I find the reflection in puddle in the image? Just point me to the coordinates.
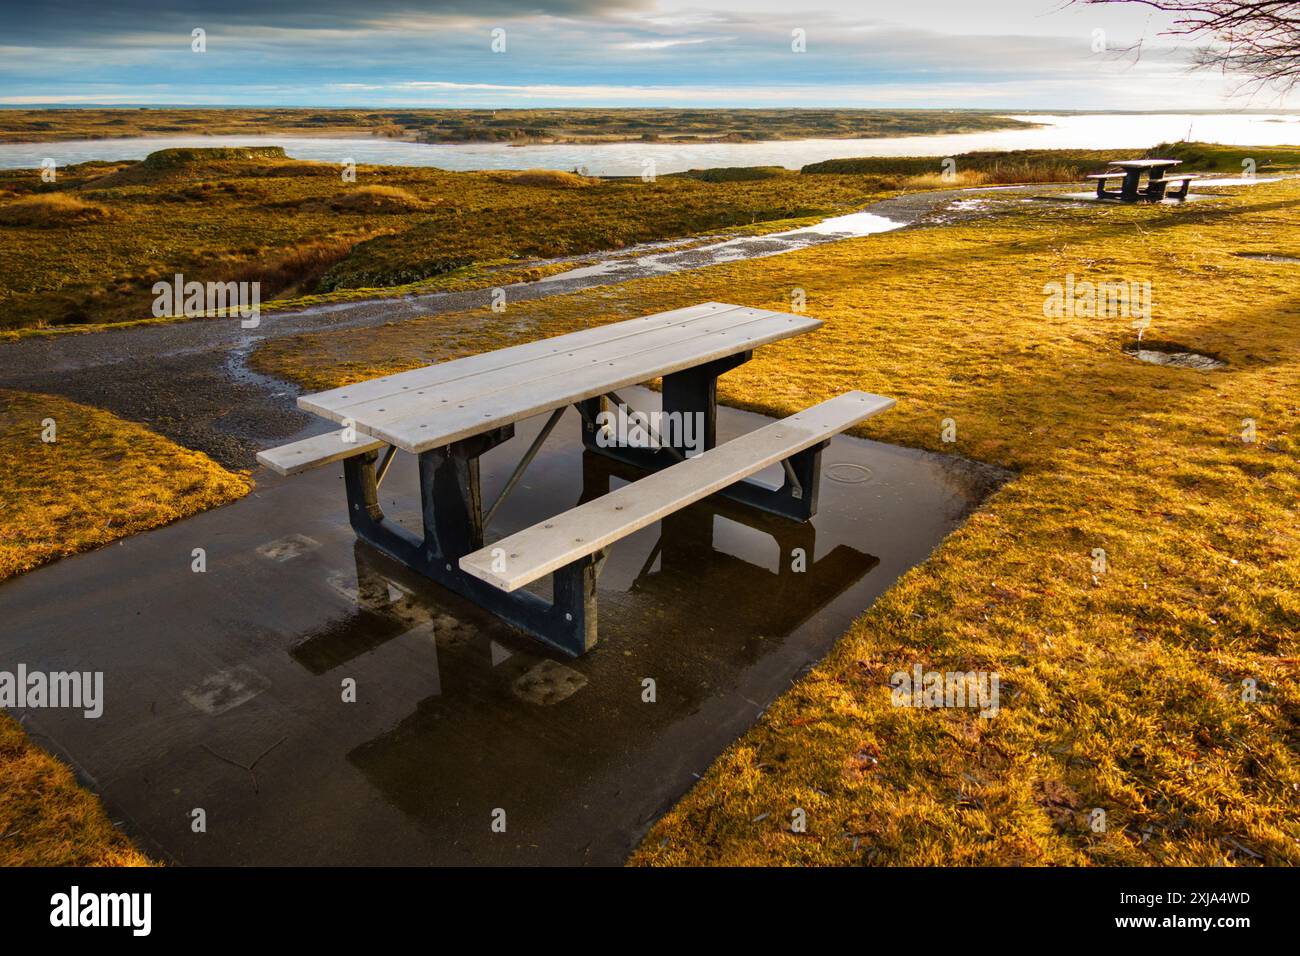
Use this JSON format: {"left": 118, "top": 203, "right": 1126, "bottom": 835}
{"left": 0, "top": 390, "right": 1012, "bottom": 865}
{"left": 337, "top": 463, "right": 880, "bottom": 849}
{"left": 269, "top": 394, "right": 1010, "bottom": 863}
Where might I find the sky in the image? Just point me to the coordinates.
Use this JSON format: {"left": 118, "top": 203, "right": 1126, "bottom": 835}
{"left": 0, "top": 0, "right": 1293, "bottom": 110}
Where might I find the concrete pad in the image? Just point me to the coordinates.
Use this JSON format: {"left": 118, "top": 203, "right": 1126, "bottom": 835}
{"left": 0, "top": 388, "right": 1008, "bottom": 865}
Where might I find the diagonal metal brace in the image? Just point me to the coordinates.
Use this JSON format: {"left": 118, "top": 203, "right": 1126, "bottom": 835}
{"left": 375, "top": 444, "right": 398, "bottom": 488}
{"left": 482, "top": 406, "right": 566, "bottom": 529}
{"left": 605, "top": 389, "right": 686, "bottom": 461}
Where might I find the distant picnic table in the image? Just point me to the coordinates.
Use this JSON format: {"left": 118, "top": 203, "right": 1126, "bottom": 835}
{"left": 258, "top": 303, "right": 894, "bottom": 656}
{"left": 1087, "top": 158, "right": 1198, "bottom": 202}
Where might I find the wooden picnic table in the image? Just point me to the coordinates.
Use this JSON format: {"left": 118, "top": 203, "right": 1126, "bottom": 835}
{"left": 1087, "top": 158, "right": 1192, "bottom": 202}
{"left": 259, "top": 302, "right": 894, "bottom": 655}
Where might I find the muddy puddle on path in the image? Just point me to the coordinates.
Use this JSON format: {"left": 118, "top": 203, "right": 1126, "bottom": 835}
{"left": 0, "top": 388, "right": 1009, "bottom": 865}
{"left": 538, "top": 211, "right": 905, "bottom": 285}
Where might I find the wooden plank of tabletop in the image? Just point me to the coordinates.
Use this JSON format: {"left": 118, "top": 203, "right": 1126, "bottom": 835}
{"left": 367, "top": 311, "right": 820, "bottom": 454}
{"left": 1108, "top": 159, "right": 1182, "bottom": 168}
{"left": 299, "top": 302, "right": 749, "bottom": 420}
{"left": 311, "top": 306, "right": 807, "bottom": 434}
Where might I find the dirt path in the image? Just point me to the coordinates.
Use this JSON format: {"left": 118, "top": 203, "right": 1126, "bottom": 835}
{"left": 0, "top": 184, "right": 1051, "bottom": 467}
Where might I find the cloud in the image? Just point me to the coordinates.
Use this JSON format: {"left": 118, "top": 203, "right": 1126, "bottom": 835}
{"left": 0, "top": 0, "right": 1286, "bottom": 110}
{"left": 616, "top": 37, "right": 730, "bottom": 50}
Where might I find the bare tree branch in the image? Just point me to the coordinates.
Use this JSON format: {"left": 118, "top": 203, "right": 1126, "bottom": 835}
{"left": 1073, "top": 1, "right": 1300, "bottom": 93}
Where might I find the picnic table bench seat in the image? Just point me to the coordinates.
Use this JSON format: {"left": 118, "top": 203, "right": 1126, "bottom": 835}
{"left": 460, "top": 391, "right": 894, "bottom": 594}
{"left": 258, "top": 429, "right": 385, "bottom": 477}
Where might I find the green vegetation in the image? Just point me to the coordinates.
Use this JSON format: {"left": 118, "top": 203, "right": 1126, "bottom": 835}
{"left": 254, "top": 177, "right": 1300, "bottom": 866}
{"left": 0, "top": 148, "right": 896, "bottom": 330}
{"left": 802, "top": 142, "right": 1300, "bottom": 181}
{"left": 675, "top": 166, "right": 794, "bottom": 182}
{"left": 1157, "top": 141, "right": 1300, "bottom": 173}
{"left": 803, "top": 148, "right": 1127, "bottom": 177}
{"left": 0, "top": 107, "right": 1036, "bottom": 145}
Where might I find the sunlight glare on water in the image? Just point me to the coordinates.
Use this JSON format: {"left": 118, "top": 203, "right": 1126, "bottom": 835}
{"left": 2, "top": 113, "right": 1298, "bottom": 176}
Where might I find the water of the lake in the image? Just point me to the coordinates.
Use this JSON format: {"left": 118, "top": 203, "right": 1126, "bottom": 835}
{"left": 3, "top": 113, "right": 1298, "bottom": 176}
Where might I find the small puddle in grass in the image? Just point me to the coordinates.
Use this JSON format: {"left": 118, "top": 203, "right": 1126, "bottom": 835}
{"left": 1124, "top": 345, "right": 1226, "bottom": 371}
{"left": 1234, "top": 252, "right": 1300, "bottom": 264}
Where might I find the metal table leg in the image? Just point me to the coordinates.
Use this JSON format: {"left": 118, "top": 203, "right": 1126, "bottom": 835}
{"left": 341, "top": 426, "right": 603, "bottom": 657}
{"left": 575, "top": 350, "right": 826, "bottom": 521}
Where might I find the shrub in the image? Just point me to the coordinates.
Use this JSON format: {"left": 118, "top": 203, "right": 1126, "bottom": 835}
{"left": 0, "top": 194, "right": 112, "bottom": 227}
{"left": 674, "top": 166, "right": 792, "bottom": 183}
{"left": 330, "top": 185, "right": 428, "bottom": 213}
{"left": 497, "top": 169, "right": 595, "bottom": 188}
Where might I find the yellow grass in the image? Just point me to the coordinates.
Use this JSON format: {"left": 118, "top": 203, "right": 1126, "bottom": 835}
{"left": 0, "top": 193, "right": 111, "bottom": 227}
{"left": 0, "top": 715, "right": 153, "bottom": 866}
{"left": 497, "top": 169, "right": 596, "bottom": 188}
{"left": 330, "top": 184, "right": 429, "bottom": 213}
{"left": 0, "top": 390, "right": 252, "bottom": 580}
{"left": 255, "top": 180, "right": 1300, "bottom": 865}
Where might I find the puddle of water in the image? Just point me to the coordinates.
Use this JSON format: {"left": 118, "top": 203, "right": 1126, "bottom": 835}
{"left": 1126, "top": 347, "right": 1226, "bottom": 370}
{"left": 539, "top": 209, "right": 904, "bottom": 284}
{"left": 1053, "top": 191, "right": 1215, "bottom": 204}
{"left": 1190, "top": 176, "right": 1284, "bottom": 186}
{"left": 780, "top": 211, "right": 902, "bottom": 237}
{"left": 1235, "top": 252, "right": 1300, "bottom": 263}
{"left": 0, "top": 387, "right": 1010, "bottom": 865}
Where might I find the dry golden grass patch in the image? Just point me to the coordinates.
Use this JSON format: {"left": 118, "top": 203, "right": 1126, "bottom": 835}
{"left": 0, "top": 715, "right": 153, "bottom": 866}
{"left": 255, "top": 180, "right": 1300, "bottom": 865}
{"left": 497, "top": 169, "right": 598, "bottom": 188}
{"left": 329, "top": 184, "right": 430, "bottom": 213}
{"left": 0, "top": 193, "right": 112, "bottom": 227}
{"left": 0, "top": 389, "right": 252, "bottom": 581}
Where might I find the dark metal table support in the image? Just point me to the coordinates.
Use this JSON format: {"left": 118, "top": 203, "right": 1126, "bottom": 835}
{"left": 574, "top": 350, "right": 826, "bottom": 521}
{"left": 338, "top": 350, "right": 834, "bottom": 655}
{"left": 342, "top": 425, "right": 602, "bottom": 657}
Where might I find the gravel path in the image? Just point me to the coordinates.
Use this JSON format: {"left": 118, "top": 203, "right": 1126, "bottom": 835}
{"left": 0, "top": 183, "right": 1053, "bottom": 468}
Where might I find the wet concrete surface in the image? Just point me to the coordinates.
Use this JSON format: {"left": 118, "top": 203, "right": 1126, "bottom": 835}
{"left": 0, "top": 389, "right": 1009, "bottom": 865}
{"left": 0, "top": 184, "right": 1054, "bottom": 469}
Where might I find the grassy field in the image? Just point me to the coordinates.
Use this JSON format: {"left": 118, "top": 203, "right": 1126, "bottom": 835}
{"left": 0, "top": 107, "right": 1034, "bottom": 145}
{"left": 0, "top": 388, "right": 251, "bottom": 597}
{"left": 801, "top": 142, "right": 1300, "bottom": 181}
{"left": 2, "top": 145, "right": 1297, "bottom": 867}
{"left": 253, "top": 177, "right": 1300, "bottom": 865}
{"left": 0, "top": 147, "right": 896, "bottom": 331}
{"left": 4, "top": 142, "right": 1284, "bottom": 333}
{"left": 0, "top": 389, "right": 251, "bottom": 866}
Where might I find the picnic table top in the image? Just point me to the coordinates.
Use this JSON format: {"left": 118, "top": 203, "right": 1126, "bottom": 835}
{"left": 299, "top": 302, "right": 821, "bottom": 455}
{"left": 1107, "top": 158, "right": 1183, "bottom": 169}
